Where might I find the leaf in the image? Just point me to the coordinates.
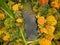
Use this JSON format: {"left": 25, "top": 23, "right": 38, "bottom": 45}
{"left": 9, "top": 28, "right": 22, "bottom": 41}
{"left": 54, "top": 15, "right": 60, "bottom": 39}
{"left": 4, "top": 18, "right": 15, "bottom": 29}
{"left": 0, "top": 0, "right": 15, "bottom": 18}
{"left": 8, "top": 0, "right": 14, "bottom": 9}
{"left": 38, "top": 4, "right": 50, "bottom": 16}
{"left": 52, "top": 41, "right": 56, "bottom": 45}
{"left": 34, "top": 40, "right": 39, "bottom": 45}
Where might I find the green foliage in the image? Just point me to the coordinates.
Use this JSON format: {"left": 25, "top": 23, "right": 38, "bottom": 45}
{"left": 0, "top": 20, "right": 4, "bottom": 28}
{"left": 4, "top": 18, "right": 15, "bottom": 29}
{"left": 8, "top": 0, "right": 14, "bottom": 9}
{"left": 52, "top": 40, "right": 56, "bottom": 45}
{"left": 34, "top": 40, "right": 39, "bottom": 45}
{"left": 38, "top": 33, "right": 46, "bottom": 38}
{"left": 38, "top": 4, "right": 50, "bottom": 16}
{"left": 0, "top": 9, "right": 3, "bottom": 13}
{"left": 54, "top": 15, "right": 60, "bottom": 34}
{"left": 0, "top": 0, "right": 15, "bottom": 18}
{"left": 49, "top": 0, "right": 54, "bottom": 2}
{"left": 9, "top": 28, "right": 22, "bottom": 41}
{"left": 54, "top": 15, "right": 60, "bottom": 40}
{"left": 0, "top": 39, "right": 4, "bottom": 45}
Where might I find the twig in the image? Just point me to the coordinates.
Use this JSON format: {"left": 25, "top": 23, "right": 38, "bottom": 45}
{"left": 0, "top": 7, "right": 14, "bottom": 19}
{"left": 19, "top": 26, "right": 27, "bottom": 45}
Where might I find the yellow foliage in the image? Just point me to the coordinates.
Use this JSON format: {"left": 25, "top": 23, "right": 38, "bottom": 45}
{"left": 54, "top": 33, "right": 60, "bottom": 39}
{"left": 0, "top": 27, "right": 10, "bottom": 41}
{"left": 12, "top": 4, "right": 19, "bottom": 11}
{"left": 40, "top": 28, "right": 48, "bottom": 34}
{"left": 45, "top": 25, "right": 55, "bottom": 34}
{"left": 39, "top": 25, "right": 55, "bottom": 35}
{"left": 0, "top": 27, "right": 7, "bottom": 35}
{"left": 48, "top": 26, "right": 55, "bottom": 34}
{"left": 48, "top": 8, "right": 57, "bottom": 14}
{"left": 39, "top": 38, "right": 52, "bottom": 45}
{"left": 45, "top": 35, "right": 54, "bottom": 41}
{"left": 36, "top": 12, "right": 41, "bottom": 18}
{"left": 46, "top": 15, "right": 57, "bottom": 26}
{"left": 33, "top": 5, "right": 38, "bottom": 12}
{"left": 16, "top": 18, "right": 23, "bottom": 23}
{"left": 0, "top": 13, "right": 5, "bottom": 20}
{"left": 0, "top": 31, "right": 4, "bottom": 35}
{"left": 2, "top": 33, "right": 10, "bottom": 41}
{"left": 16, "top": 39, "right": 22, "bottom": 42}
{"left": 38, "top": 24, "right": 43, "bottom": 28}
{"left": 19, "top": 3, "right": 23, "bottom": 10}
{"left": 37, "top": 16, "right": 46, "bottom": 25}
{"left": 51, "top": 0, "right": 60, "bottom": 8}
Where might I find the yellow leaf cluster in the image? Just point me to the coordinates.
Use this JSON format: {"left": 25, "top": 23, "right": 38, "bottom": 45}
{"left": 51, "top": 0, "right": 60, "bottom": 8}
{"left": 39, "top": 38, "right": 52, "bottom": 45}
{"left": 37, "top": 16, "right": 46, "bottom": 25}
{"left": 2, "top": 33, "right": 10, "bottom": 41}
{"left": 12, "top": 4, "right": 19, "bottom": 11}
{"left": 0, "top": 13, "right": 5, "bottom": 20}
{"left": 33, "top": 5, "right": 38, "bottom": 12}
{"left": 46, "top": 15, "right": 57, "bottom": 26}
{"left": 16, "top": 18, "right": 23, "bottom": 23}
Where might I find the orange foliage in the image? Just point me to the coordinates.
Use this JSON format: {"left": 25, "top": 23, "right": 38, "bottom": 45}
{"left": 39, "top": 0, "right": 49, "bottom": 5}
